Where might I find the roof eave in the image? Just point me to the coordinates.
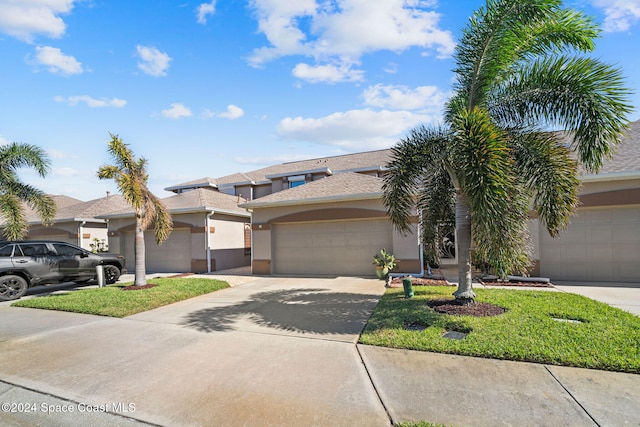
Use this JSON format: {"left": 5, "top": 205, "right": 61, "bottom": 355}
{"left": 580, "top": 170, "right": 640, "bottom": 183}
{"left": 239, "top": 192, "right": 382, "bottom": 209}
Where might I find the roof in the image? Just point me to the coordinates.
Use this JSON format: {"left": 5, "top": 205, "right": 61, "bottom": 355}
{"left": 589, "top": 119, "right": 640, "bottom": 174}
{"left": 162, "top": 187, "right": 249, "bottom": 215}
{"left": 21, "top": 194, "right": 129, "bottom": 224}
{"left": 166, "top": 149, "right": 392, "bottom": 191}
{"left": 99, "top": 187, "right": 249, "bottom": 218}
{"left": 239, "top": 172, "right": 383, "bottom": 208}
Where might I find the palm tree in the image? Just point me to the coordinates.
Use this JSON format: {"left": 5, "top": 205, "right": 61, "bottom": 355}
{"left": 97, "top": 134, "right": 172, "bottom": 286}
{"left": 383, "top": 0, "right": 632, "bottom": 303}
{"left": 0, "top": 142, "right": 56, "bottom": 240}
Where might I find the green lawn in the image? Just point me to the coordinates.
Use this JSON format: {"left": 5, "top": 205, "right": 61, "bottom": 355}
{"left": 359, "top": 286, "right": 640, "bottom": 374}
{"left": 11, "top": 277, "right": 229, "bottom": 317}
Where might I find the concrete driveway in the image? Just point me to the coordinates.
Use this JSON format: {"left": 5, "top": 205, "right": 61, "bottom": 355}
{"left": 0, "top": 276, "right": 390, "bottom": 426}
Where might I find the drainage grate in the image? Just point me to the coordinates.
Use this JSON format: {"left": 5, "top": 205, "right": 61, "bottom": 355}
{"left": 552, "top": 318, "right": 583, "bottom": 324}
{"left": 443, "top": 331, "right": 468, "bottom": 340}
{"left": 404, "top": 323, "right": 427, "bottom": 331}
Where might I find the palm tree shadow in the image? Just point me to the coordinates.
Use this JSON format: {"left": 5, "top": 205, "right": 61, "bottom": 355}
{"left": 181, "top": 288, "right": 381, "bottom": 335}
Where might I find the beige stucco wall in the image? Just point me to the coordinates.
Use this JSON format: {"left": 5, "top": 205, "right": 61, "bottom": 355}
{"left": 27, "top": 222, "right": 108, "bottom": 250}
{"left": 249, "top": 198, "right": 420, "bottom": 275}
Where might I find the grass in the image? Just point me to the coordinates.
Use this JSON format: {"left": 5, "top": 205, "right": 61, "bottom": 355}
{"left": 359, "top": 286, "right": 640, "bottom": 374}
{"left": 11, "top": 277, "right": 229, "bottom": 317}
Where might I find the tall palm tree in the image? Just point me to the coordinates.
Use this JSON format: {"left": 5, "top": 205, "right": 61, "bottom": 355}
{"left": 97, "top": 134, "right": 173, "bottom": 286}
{"left": 383, "top": 0, "right": 632, "bottom": 303}
{"left": 0, "top": 142, "right": 56, "bottom": 240}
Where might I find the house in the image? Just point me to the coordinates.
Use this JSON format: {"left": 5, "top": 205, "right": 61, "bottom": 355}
{"left": 20, "top": 194, "right": 130, "bottom": 250}
{"left": 8, "top": 121, "right": 638, "bottom": 282}
{"left": 99, "top": 188, "right": 251, "bottom": 273}
{"left": 239, "top": 172, "right": 422, "bottom": 276}
{"left": 166, "top": 150, "right": 424, "bottom": 277}
{"left": 170, "top": 121, "right": 639, "bottom": 282}
{"left": 530, "top": 120, "right": 640, "bottom": 282}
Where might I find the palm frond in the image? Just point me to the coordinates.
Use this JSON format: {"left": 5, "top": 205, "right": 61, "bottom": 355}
{"left": 0, "top": 194, "right": 28, "bottom": 240}
{"left": 489, "top": 55, "right": 632, "bottom": 171}
{"left": 382, "top": 125, "right": 450, "bottom": 234}
{"left": 511, "top": 130, "right": 579, "bottom": 236}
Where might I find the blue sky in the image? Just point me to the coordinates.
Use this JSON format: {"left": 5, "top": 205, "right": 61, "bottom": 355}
{"left": 1, "top": 0, "right": 639, "bottom": 201}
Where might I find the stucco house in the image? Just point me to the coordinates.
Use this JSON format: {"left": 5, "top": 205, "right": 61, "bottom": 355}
{"left": 530, "top": 120, "right": 640, "bottom": 282}
{"left": 8, "top": 120, "right": 638, "bottom": 282}
{"left": 99, "top": 187, "right": 251, "bottom": 274}
{"left": 169, "top": 120, "right": 639, "bottom": 282}
{"left": 19, "top": 194, "right": 130, "bottom": 251}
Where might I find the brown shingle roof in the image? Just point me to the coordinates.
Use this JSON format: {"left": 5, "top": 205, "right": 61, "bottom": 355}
{"left": 590, "top": 119, "right": 640, "bottom": 174}
{"left": 162, "top": 188, "right": 248, "bottom": 215}
{"left": 99, "top": 188, "right": 248, "bottom": 218}
{"left": 239, "top": 172, "right": 383, "bottom": 208}
{"left": 21, "top": 194, "right": 129, "bottom": 224}
{"left": 167, "top": 149, "right": 392, "bottom": 190}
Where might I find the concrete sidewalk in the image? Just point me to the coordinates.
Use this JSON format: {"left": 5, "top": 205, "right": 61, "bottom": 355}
{"left": 1, "top": 275, "right": 639, "bottom": 426}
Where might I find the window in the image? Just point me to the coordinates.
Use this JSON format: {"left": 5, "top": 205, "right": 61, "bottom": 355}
{"left": 288, "top": 175, "right": 306, "bottom": 188}
{"left": 20, "top": 244, "right": 50, "bottom": 256}
{"left": 0, "top": 245, "right": 14, "bottom": 257}
{"left": 53, "top": 243, "right": 83, "bottom": 257}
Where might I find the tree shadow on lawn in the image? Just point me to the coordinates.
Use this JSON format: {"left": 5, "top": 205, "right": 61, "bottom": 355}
{"left": 181, "top": 288, "right": 381, "bottom": 335}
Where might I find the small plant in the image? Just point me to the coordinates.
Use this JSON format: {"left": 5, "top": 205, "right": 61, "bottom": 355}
{"left": 90, "top": 238, "right": 109, "bottom": 253}
{"left": 373, "top": 249, "right": 397, "bottom": 286}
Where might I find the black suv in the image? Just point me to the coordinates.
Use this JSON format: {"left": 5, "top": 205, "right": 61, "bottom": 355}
{"left": 0, "top": 241, "right": 126, "bottom": 301}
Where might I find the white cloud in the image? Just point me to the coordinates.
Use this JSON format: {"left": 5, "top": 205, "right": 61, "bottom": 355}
{"left": 362, "top": 84, "right": 449, "bottom": 112}
{"left": 292, "top": 62, "right": 364, "bottom": 83}
{"left": 277, "top": 108, "right": 435, "bottom": 151}
{"left": 218, "top": 104, "right": 244, "bottom": 119}
{"left": 248, "top": 0, "right": 455, "bottom": 82}
{"left": 54, "top": 95, "right": 127, "bottom": 108}
{"left": 0, "top": 0, "right": 75, "bottom": 42}
{"left": 46, "top": 148, "right": 70, "bottom": 159}
{"left": 136, "top": 45, "right": 172, "bottom": 76}
{"left": 593, "top": 0, "right": 640, "bottom": 32}
{"left": 0, "top": 135, "right": 10, "bottom": 145}
{"left": 161, "top": 103, "right": 192, "bottom": 119}
{"left": 196, "top": 1, "right": 216, "bottom": 24}
{"left": 203, "top": 104, "right": 245, "bottom": 119}
{"left": 52, "top": 167, "right": 80, "bottom": 177}
{"left": 34, "top": 46, "right": 82, "bottom": 75}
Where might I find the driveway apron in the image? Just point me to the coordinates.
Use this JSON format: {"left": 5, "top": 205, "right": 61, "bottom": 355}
{"left": 0, "top": 276, "right": 389, "bottom": 426}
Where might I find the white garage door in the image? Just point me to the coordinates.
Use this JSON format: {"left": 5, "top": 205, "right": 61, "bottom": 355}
{"left": 123, "top": 228, "right": 192, "bottom": 273}
{"left": 272, "top": 219, "right": 392, "bottom": 276}
{"left": 539, "top": 206, "right": 640, "bottom": 282}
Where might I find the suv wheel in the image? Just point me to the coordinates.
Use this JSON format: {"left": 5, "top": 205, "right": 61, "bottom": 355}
{"left": 0, "top": 275, "right": 28, "bottom": 301}
{"left": 103, "top": 265, "right": 121, "bottom": 284}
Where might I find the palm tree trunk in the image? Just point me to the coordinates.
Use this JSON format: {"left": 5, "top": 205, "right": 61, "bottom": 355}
{"left": 134, "top": 217, "right": 146, "bottom": 286}
{"left": 453, "top": 190, "right": 475, "bottom": 303}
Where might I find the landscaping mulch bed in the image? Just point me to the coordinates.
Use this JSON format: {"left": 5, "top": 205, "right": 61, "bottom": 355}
{"left": 427, "top": 298, "right": 506, "bottom": 317}
{"left": 121, "top": 284, "right": 158, "bottom": 291}
{"left": 478, "top": 278, "right": 553, "bottom": 288}
{"left": 390, "top": 275, "right": 453, "bottom": 287}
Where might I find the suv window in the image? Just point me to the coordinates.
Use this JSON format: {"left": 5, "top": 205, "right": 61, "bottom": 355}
{"left": 53, "top": 243, "right": 84, "bottom": 257}
{"left": 20, "top": 244, "right": 50, "bottom": 257}
{"left": 0, "top": 245, "right": 14, "bottom": 257}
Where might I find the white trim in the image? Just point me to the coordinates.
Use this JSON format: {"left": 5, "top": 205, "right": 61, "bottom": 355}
{"left": 580, "top": 170, "right": 640, "bottom": 183}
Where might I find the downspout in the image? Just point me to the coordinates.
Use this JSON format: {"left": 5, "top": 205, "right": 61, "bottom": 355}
{"left": 206, "top": 211, "right": 215, "bottom": 273}
{"left": 78, "top": 221, "right": 86, "bottom": 248}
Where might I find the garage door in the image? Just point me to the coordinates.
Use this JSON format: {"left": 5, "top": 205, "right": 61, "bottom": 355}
{"left": 123, "top": 228, "right": 192, "bottom": 273}
{"left": 539, "top": 206, "right": 640, "bottom": 282}
{"left": 272, "top": 219, "right": 392, "bottom": 276}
